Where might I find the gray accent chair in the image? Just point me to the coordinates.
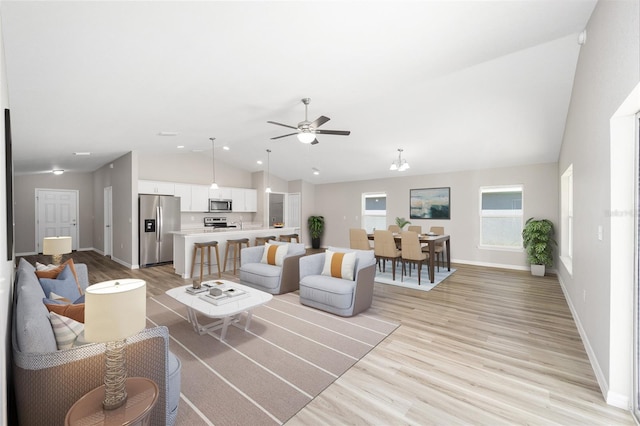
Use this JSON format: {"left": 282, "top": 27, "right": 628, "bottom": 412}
{"left": 239, "top": 242, "right": 306, "bottom": 294}
{"left": 299, "top": 246, "right": 376, "bottom": 317}
{"left": 12, "top": 258, "right": 181, "bottom": 426}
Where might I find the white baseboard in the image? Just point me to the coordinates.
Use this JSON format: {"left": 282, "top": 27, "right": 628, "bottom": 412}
{"left": 555, "top": 274, "right": 630, "bottom": 409}
{"left": 452, "top": 258, "right": 530, "bottom": 271}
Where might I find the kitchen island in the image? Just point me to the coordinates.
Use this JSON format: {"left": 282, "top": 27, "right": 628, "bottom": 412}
{"left": 173, "top": 227, "right": 298, "bottom": 279}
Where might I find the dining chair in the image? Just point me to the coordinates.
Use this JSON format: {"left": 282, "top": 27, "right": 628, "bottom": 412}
{"left": 374, "top": 230, "right": 402, "bottom": 280}
{"left": 349, "top": 228, "right": 372, "bottom": 250}
{"left": 388, "top": 224, "right": 401, "bottom": 233}
{"left": 424, "top": 226, "right": 445, "bottom": 271}
{"left": 401, "top": 231, "right": 429, "bottom": 285}
{"left": 407, "top": 225, "right": 422, "bottom": 234}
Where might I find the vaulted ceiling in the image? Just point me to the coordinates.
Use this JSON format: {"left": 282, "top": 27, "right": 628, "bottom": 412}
{"left": 1, "top": 0, "right": 596, "bottom": 184}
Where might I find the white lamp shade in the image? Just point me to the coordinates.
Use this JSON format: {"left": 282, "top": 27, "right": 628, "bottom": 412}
{"left": 297, "top": 132, "right": 316, "bottom": 144}
{"left": 42, "top": 236, "right": 72, "bottom": 255}
{"left": 84, "top": 279, "right": 146, "bottom": 343}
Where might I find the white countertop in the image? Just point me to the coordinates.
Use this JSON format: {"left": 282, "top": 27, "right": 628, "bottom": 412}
{"left": 173, "top": 227, "right": 288, "bottom": 236}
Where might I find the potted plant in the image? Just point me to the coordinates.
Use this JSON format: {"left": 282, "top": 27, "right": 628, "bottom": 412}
{"left": 521, "top": 217, "right": 556, "bottom": 276}
{"left": 395, "top": 217, "right": 411, "bottom": 230}
{"left": 308, "top": 215, "right": 325, "bottom": 249}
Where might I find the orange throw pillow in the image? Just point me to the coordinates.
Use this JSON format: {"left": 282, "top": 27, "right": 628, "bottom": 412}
{"left": 35, "top": 258, "right": 82, "bottom": 295}
{"left": 45, "top": 303, "right": 85, "bottom": 323}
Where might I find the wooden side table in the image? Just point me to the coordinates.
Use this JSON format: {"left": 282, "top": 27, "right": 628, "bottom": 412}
{"left": 65, "top": 377, "right": 158, "bottom": 426}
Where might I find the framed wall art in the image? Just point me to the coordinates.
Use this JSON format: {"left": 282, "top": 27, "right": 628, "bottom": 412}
{"left": 410, "top": 187, "right": 450, "bottom": 220}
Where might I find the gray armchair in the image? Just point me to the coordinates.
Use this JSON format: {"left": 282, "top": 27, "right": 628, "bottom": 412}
{"left": 239, "top": 242, "right": 306, "bottom": 294}
{"left": 299, "top": 247, "right": 376, "bottom": 317}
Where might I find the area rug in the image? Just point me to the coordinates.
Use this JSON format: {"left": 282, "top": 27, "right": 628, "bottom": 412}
{"left": 375, "top": 263, "right": 456, "bottom": 291}
{"left": 146, "top": 291, "right": 399, "bottom": 425}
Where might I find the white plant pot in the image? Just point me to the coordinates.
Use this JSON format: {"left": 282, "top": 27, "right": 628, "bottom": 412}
{"left": 531, "top": 264, "right": 545, "bottom": 276}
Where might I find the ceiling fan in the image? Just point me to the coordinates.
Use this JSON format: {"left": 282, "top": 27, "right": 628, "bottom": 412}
{"left": 267, "top": 98, "right": 350, "bottom": 145}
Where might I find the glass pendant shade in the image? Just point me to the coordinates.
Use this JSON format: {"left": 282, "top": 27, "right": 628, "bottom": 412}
{"left": 297, "top": 132, "right": 316, "bottom": 144}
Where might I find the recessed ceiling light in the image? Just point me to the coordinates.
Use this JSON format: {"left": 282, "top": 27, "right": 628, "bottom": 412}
{"left": 52, "top": 169, "right": 64, "bottom": 175}
{"left": 312, "top": 167, "right": 320, "bottom": 175}
{"left": 257, "top": 160, "right": 263, "bottom": 165}
{"left": 73, "top": 152, "right": 91, "bottom": 156}
{"left": 158, "top": 131, "right": 179, "bottom": 136}
{"left": 177, "top": 145, "right": 184, "bottom": 149}
{"left": 223, "top": 146, "right": 230, "bottom": 151}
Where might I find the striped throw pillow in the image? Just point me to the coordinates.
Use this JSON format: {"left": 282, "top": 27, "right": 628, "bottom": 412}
{"left": 260, "top": 243, "right": 289, "bottom": 266}
{"left": 321, "top": 250, "right": 356, "bottom": 281}
{"left": 49, "top": 311, "right": 87, "bottom": 350}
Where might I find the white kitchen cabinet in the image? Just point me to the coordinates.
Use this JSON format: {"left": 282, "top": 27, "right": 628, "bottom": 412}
{"left": 191, "top": 185, "right": 210, "bottom": 212}
{"left": 231, "top": 188, "right": 257, "bottom": 212}
{"left": 138, "top": 180, "right": 175, "bottom": 195}
{"left": 174, "top": 183, "right": 192, "bottom": 211}
{"left": 175, "top": 184, "right": 210, "bottom": 212}
{"left": 244, "top": 189, "right": 257, "bottom": 212}
{"left": 209, "top": 187, "right": 232, "bottom": 200}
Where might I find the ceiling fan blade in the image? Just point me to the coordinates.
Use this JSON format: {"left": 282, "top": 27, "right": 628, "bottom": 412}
{"left": 267, "top": 120, "right": 298, "bottom": 130}
{"left": 311, "top": 139, "right": 319, "bottom": 145}
{"left": 310, "top": 116, "right": 330, "bottom": 128}
{"left": 271, "top": 132, "right": 299, "bottom": 140}
{"left": 314, "top": 129, "right": 351, "bottom": 136}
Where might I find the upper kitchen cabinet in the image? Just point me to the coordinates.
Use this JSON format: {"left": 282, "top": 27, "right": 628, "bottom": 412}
{"left": 138, "top": 180, "right": 175, "bottom": 195}
{"left": 209, "top": 187, "right": 232, "bottom": 200}
{"left": 191, "top": 185, "right": 210, "bottom": 212}
{"left": 174, "top": 183, "right": 191, "bottom": 211}
{"left": 175, "top": 184, "right": 210, "bottom": 212}
{"left": 232, "top": 188, "right": 257, "bottom": 212}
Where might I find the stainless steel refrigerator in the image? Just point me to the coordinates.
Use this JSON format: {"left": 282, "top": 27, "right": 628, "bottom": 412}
{"left": 139, "top": 194, "right": 181, "bottom": 267}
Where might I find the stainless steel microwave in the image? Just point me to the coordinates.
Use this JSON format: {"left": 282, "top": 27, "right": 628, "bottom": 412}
{"left": 209, "top": 199, "right": 232, "bottom": 212}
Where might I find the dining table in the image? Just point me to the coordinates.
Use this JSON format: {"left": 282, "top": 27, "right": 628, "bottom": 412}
{"left": 368, "top": 233, "right": 451, "bottom": 283}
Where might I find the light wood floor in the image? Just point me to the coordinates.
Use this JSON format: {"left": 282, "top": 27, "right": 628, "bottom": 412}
{"left": 23, "top": 251, "right": 635, "bottom": 425}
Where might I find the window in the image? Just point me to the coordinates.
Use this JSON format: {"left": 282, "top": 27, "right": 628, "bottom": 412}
{"left": 560, "top": 165, "right": 573, "bottom": 274}
{"left": 362, "top": 193, "right": 386, "bottom": 233}
{"left": 480, "top": 185, "right": 523, "bottom": 249}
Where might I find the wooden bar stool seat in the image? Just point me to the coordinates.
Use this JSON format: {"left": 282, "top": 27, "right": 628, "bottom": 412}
{"left": 279, "top": 234, "right": 299, "bottom": 243}
{"left": 255, "top": 236, "right": 276, "bottom": 246}
{"left": 190, "top": 241, "right": 221, "bottom": 281}
{"left": 224, "top": 238, "right": 250, "bottom": 275}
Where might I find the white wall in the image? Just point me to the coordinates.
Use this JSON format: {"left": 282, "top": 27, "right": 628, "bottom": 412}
{"left": 0, "top": 4, "right": 13, "bottom": 423}
{"left": 558, "top": 0, "right": 640, "bottom": 408}
{"left": 313, "top": 162, "right": 558, "bottom": 270}
{"left": 138, "top": 150, "right": 253, "bottom": 188}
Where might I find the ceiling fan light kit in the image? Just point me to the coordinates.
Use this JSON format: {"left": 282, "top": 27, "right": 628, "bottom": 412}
{"left": 268, "top": 98, "right": 350, "bottom": 145}
{"left": 390, "top": 148, "right": 410, "bottom": 172}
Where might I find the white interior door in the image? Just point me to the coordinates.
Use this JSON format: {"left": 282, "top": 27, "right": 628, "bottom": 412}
{"left": 36, "top": 189, "right": 79, "bottom": 252}
{"left": 104, "top": 186, "right": 113, "bottom": 257}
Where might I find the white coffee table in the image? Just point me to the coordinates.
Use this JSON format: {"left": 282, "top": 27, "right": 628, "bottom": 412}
{"left": 166, "top": 280, "right": 272, "bottom": 341}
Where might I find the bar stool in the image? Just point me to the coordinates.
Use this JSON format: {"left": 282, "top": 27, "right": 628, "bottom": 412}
{"left": 279, "top": 234, "right": 299, "bottom": 243}
{"left": 255, "top": 236, "right": 276, "bottom": 246}
{"left": 190, "top": 241, "right": 221, "bottom": 281}
{"left": 223, "top": 238, "right": 250, "bottom": 274}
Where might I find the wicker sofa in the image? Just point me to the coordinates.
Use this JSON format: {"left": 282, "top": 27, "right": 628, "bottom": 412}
{"left": 12, "top": 258, "right": 181, "bottom": 425}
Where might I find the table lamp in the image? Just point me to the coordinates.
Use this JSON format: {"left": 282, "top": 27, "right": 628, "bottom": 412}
{"left": 84, "top": 279, "right": 147, "bottom": 410}
{"left": 42, "top": 236, "right": 72, "bottom": 265}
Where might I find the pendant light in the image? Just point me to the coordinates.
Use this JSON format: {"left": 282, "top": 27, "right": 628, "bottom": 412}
{"left": 265, "top": 149, "right": 272, "bottom": 193}
{"left": 389, "top": 148, "right": 410, "bottom": 171}
{"left": 210, "top": 137, "right": 218, "bottom": 190}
